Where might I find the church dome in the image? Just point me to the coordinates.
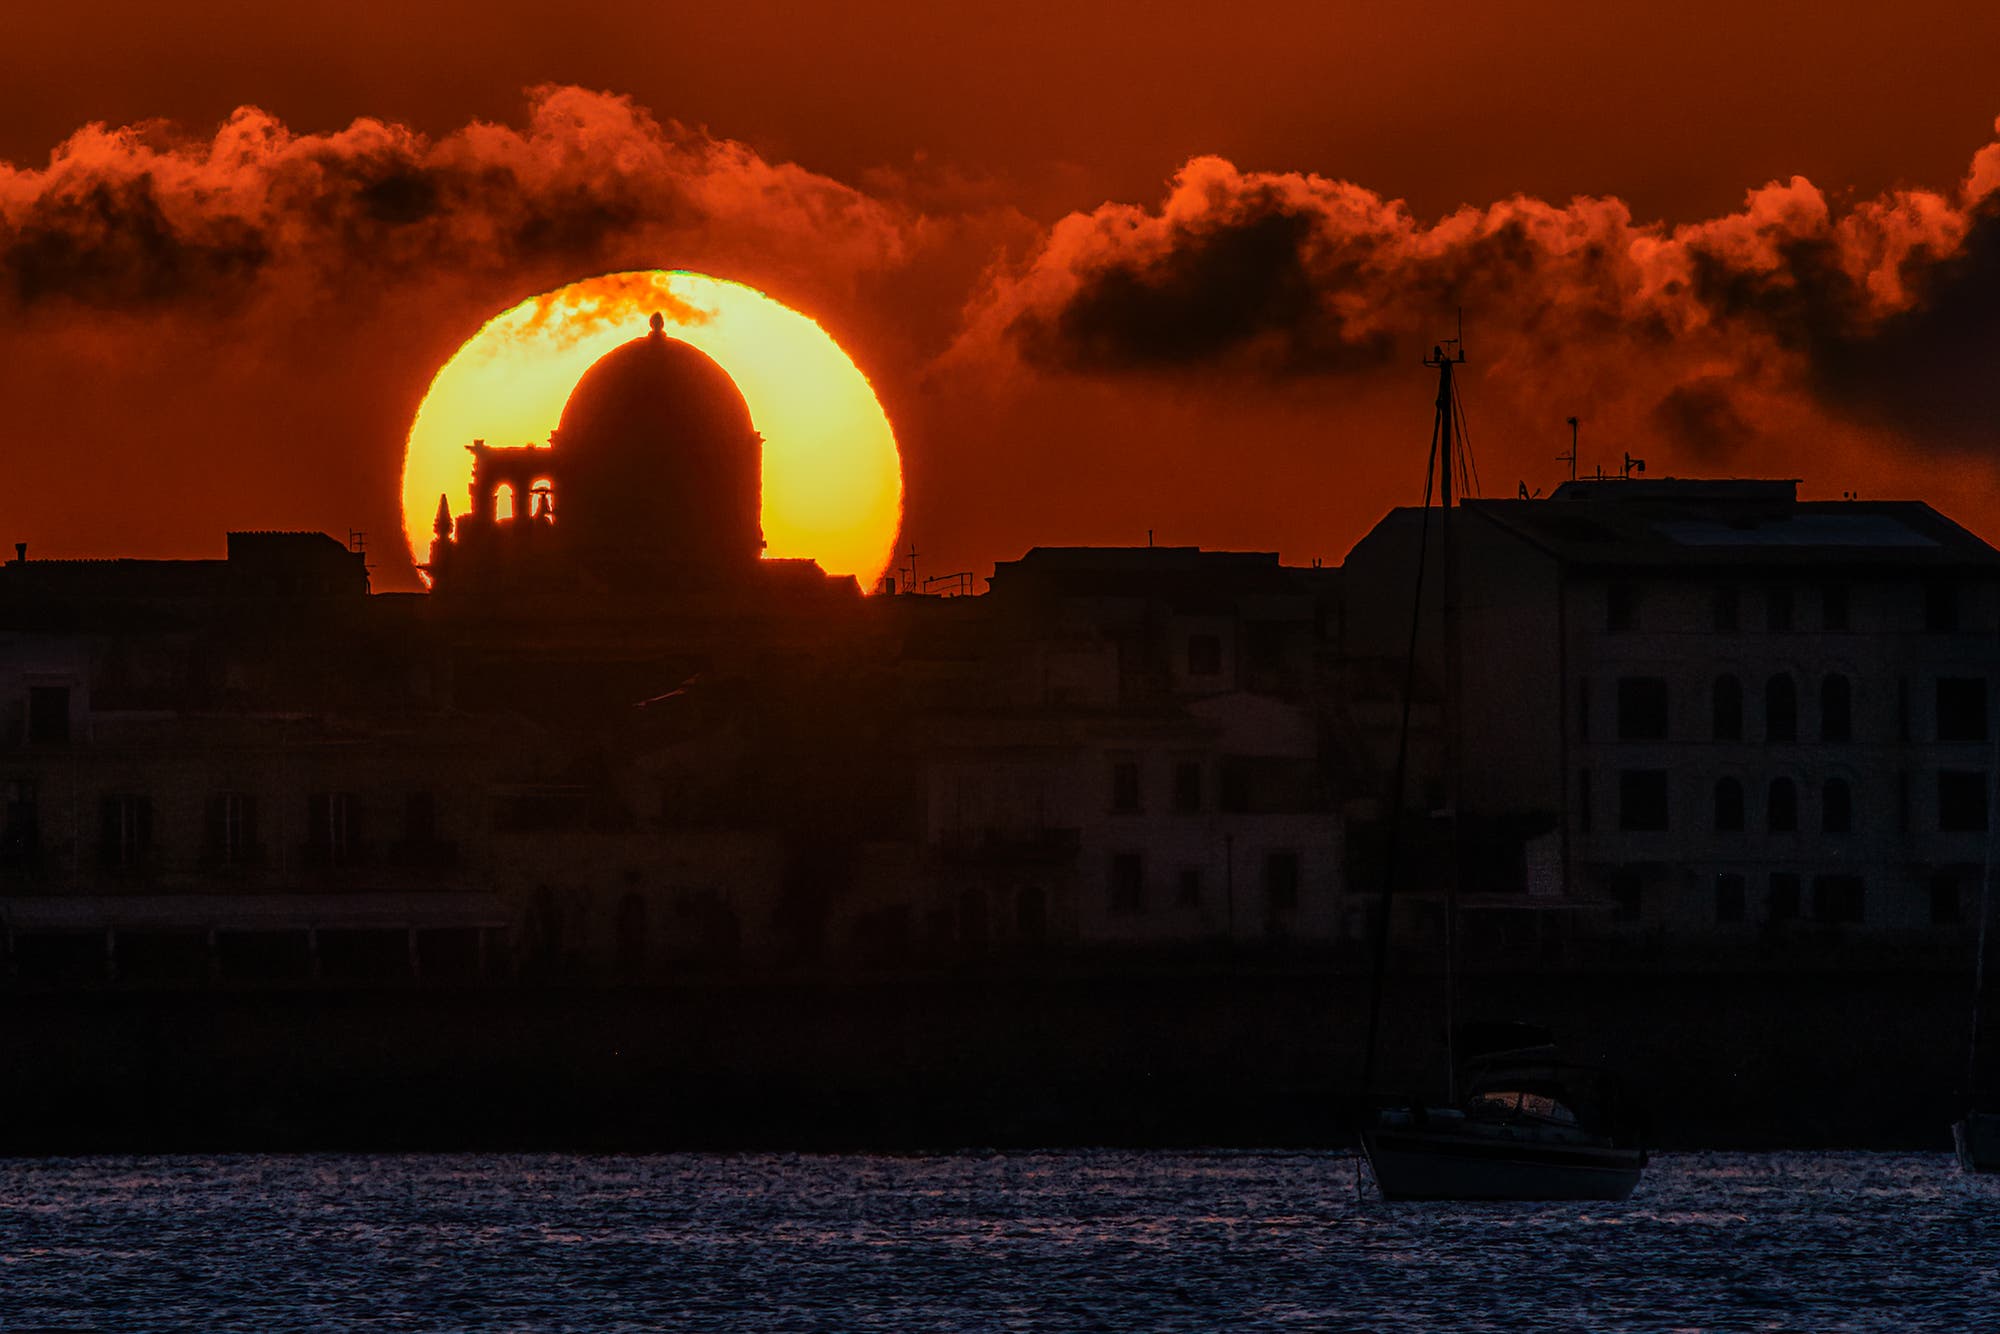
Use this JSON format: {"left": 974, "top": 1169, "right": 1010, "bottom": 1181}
{"left": 551, "top": 313, "right": 763, "bottom": 583}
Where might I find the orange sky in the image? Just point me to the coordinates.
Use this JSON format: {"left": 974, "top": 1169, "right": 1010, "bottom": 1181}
{"left": 2, "top": 3, "right": 1999, "bottom": 588}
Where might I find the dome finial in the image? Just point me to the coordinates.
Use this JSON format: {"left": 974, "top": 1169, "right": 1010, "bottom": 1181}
{"left": 648, "top": 311, "right": 665, "bottom": 335}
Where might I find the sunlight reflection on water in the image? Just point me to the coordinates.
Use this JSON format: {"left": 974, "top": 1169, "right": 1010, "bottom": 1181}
{"left": 0, "top": 1151, "right": 1992, "bottom": 1331}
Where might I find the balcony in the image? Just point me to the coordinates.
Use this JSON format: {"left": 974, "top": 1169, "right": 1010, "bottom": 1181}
{"left": 386, "top": 839, "right": 460, "bottom": 871}
{"left": 935, "top": 826, "right": 1083, "bottom": 866}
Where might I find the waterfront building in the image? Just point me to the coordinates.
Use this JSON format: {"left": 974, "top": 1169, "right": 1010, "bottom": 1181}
{"left": 1342, "top": 477, "right": 2000, "bottom": 948}
{"left": 901, "top": 546, "right": 1347, "bottom": 953}
{"left": 9, "top": 322, "right": 1995, "bottom": 987}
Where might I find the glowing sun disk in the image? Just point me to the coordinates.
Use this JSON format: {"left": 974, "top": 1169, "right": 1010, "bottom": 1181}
{"left": 401, "top": 271, "right": 902, "bottom": 587}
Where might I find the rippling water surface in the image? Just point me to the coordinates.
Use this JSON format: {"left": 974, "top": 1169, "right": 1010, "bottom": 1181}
{"left": 1, "top": 1151, "right": 1994, "bottom": 1330}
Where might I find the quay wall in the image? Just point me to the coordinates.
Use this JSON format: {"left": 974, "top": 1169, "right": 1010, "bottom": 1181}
{"left": 0, "top": 967, "right": 1974, "bottom": 1154}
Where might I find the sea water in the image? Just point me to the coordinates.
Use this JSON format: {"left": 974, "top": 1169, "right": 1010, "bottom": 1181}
{"left": 0, "top": 1151, "right": 1991, "bottom": 1330}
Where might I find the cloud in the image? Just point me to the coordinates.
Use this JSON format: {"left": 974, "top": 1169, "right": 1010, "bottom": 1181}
{"left": 1651, "top": 378, "right": 1759, "bottom": 463}
{"left": 959, "top": 126, "right": 2000, "bottom": 458}
{"left": 1801, "top": 198, "right": 2000, "bottom": 451}
{"left": 0, "top": 86, "right": 913, "bottom": 316}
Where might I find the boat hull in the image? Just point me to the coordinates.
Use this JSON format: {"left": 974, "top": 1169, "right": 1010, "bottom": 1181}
{"left": 1953, "top": 1112, "right": 2000, "bottom": 1173}
{"left": 1362, "top": 1128, "right": 1643, "bottom": 1202}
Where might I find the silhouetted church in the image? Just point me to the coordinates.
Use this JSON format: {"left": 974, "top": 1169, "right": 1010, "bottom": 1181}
{"left": 425, "top": 312, "right": 845, "bottom": 603}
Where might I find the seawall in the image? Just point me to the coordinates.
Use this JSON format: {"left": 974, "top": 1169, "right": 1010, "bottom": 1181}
{"left": 0, "top": 967, "right": 1975, "bottom": 1153}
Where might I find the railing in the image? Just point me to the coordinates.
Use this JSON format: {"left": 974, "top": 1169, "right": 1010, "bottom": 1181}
{"left": 934, "top": 827, "right": 1083, "bottom": 865}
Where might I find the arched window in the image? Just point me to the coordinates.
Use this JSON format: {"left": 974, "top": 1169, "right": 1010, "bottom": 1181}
{"left": 526, "top": 883, "right": 561, "bottom": 974}
{"left": 616, "top": 892, "right": 648, "bottom": 976}
{"left": 1713, "top": 675, "right": 1743, "bottom": 741}
{"left": 1821, "top": 674, "right": 1852, "bottom": 743}
{"left": 1766, "top": 674, "right": 1797, "bottom": 743}
{"left": 1767, "top": 777, "right": 1798, "bottom": 833}
{"left": 530, "top": 477, "right": 556, "bottom": 522}
{"left": 492, "top": 481, "right": 516, "bottom": 523}
{"left": 1017, "top": 885, "right": 1048, "bottom": 946}
{"left": 1823, "top": 778, "right": 1853, "bottom": 834}
{"left": 1713, "top": 777, "right": 1745, "bottom": 832}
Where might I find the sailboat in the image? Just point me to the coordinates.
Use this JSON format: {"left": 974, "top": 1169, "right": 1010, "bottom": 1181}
{"left": 1954, "top": 1114, "right": 2000, "bottom": 1173}
{"left": 1354, "top": 336, "right": 1646, "bottom": 1203}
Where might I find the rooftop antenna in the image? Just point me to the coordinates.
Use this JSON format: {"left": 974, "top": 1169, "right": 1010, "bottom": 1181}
{"left": 1622, "top": 451, "right": 1647, "bottom": 480}
{"left": 900, "top": 542, "right": 919, "bottom": 595}
{"left": 1561, "top": 417, "right": 1579, "bottom": 482}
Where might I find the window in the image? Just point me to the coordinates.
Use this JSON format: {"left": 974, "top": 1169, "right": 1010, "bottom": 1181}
{"left": 1820, "top": 675, "right": 1852, "bottom": 743}
{"left": 1577, "top": 769, "right": 1592, "bottom": 833}
{"left": 1767, "top": 777, "right": 1798, "bottom": 833}
{"left": 1617, "top": 770, "right": 1669, "bottom": 831}
{"left": 1176, "top": 867, "right": 1203, "bottom": 908}
{"left": 1264, "top": 851, "right": 1300, "bottom": 912}
{"left": 1017, "top": 886, "right": 1048, "bottom": 944}
{"left": 205, "top": 792, "right": 258, "bottom": 866}
{"left": 1713, "top": 778, "right": 1745, "bottom": 832}
{"left": 1765, "top": 674, "right": 1797, "bottom": 743}
{"left": 1245, "top": 622, "right": 1283, "bottom": 674}
{"left": 1713, "top": 676, "right": 1743, "bottom": 741}
{"left": 1606, "top": 584, "right": 1636, "bottom": 632}
{"left": 1220, "top": 762, "right": 1252, "bottom": 813}
{"left": 1109, "top": 760, "right": 1141, "bottom": 814}
{"left": 403, "top": 790, "right": 438, "bottom": 845}
{"left": 1715, "top": 873, "right": 1747, "bottom": 923}
{"left": 1767, "top": 586, "right": 1794, "bottom": 633}
{"left": 1187, "top": 634, "right": 1223, "bottom": 676}
{"left": 1610, "top": 872, "right": 1643, "bottom": 922}
{"left": 1109, "top": 853, "right": 1145, "bottom": 914}
{"left": 99, "top": 793, "right": 153, "bottom": 870}
{"left": 1822, "top": 778, "right": 1853, "bottom": 835}
{"left": 616, "top": 893, "right": 648, "bottom": 975}
{"left": 1931, "top": 874, "right": 1963, "bottom": 926}
{"left": 1938, "top": 770, "right": 1989, "bottom": 833}
{"left": 1577, "top": 679, "right": 1591, "bottom": 742}
{"left": 1813, "top": 874, "right": 1865, "bottom": 925}
{"left": 26, "top": 686, "right": 69, "bottom": 745}
{"left": 307, "top": 791, "right": 362, "bottom": 866}
{"left": 0, "top": 779, "right": 39, "bottom": 868}
{"left": 1822, "top": 584, "right": 1850, "bottom": 632}
{"left": 1172, "top": 761, "right": 1202, "bottom": 814}
{"left": 1925, "top": 582, "right": 1959, "bottom": 632}
{"left": 1768, "top": 873, "right": 1801, "bottom": 922}
{"left": 1712, "top": 585, "right": 1739, "bottom": 633}
{"left": 1937, "top": 678, "right": 1988, "bottom": 742}
{"left": 1616, "top": 678, "right": 1669, "bottom": 741}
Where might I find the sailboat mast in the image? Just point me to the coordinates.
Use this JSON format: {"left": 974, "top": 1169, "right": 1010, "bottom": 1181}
{"left": 1357, "top": 337, "right": 1468, "bottom": 1117}
{"left": 1429, "top": 341, "right": 1466, "bottom": 1104}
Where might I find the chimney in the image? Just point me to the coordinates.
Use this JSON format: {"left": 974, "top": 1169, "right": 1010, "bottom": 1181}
{"left": 11, "top": 542, "right": 23, "bottom": 563}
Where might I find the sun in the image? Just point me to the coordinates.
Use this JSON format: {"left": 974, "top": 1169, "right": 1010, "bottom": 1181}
{"left": 401, "top": 271, "right": 902, "bottom": 588}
